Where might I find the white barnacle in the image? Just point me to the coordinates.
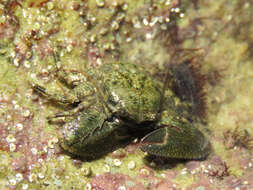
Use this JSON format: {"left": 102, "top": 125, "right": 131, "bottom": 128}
{"left": 31, "top": 148, "right": 38, "bottom": 155}
{"left": 174, "top": 7, "right": 180, "bottom": 13}
{"left": 9, "top": 178, "right": 17, "bottom": 186}
{"left": 48, "top": 139, "right": 55, "bottom": 149}
{"left": 52, "top": 136, "right": 59, "bottom": 143}
{"left": 24, "top": 61, "right": 31, "bottom": 68}
{"left": 180, "top": 13, "right": 185, "bottom": 18}
{"left": 85, "top": 183, "right": 92, "bottom": 190}
{"left": 23, "top": 109, "right": 31, "bottom": 117}
{"left": 43, "top": 145, "right": 48, "bottom": 153}
{"left": 111, "top": 91, "right": 119, "bottom": 102}
{"left": 113, "top": 159, "right": 122, "bottom": 167}
{"left": 96, "top": 58, "right": 103, "bottom": 65}
{"left": 96, "top": 0, "right": 104, "bottom": 7}
{"left": 119, "top": 100, "right": 125, "bottom": 107}
{"left": 128, "top": 161, "right": 135, "bottom": 170}
{"left": 47, "top": 2, "right": 54, "bottom": 10}
{"left": 38, "top": 158, "right": 44, "bottom": 163}
{"left": 126, "top": 37, "right": 132, "bottom": 42}
{"left": 16, "top": 173, "right": 23, "bottom": 182}
{"left": 122, "top": 3, "right": 128, "bottom": 11}
{"left": 143, "top": 18, "right": 149, "bottom": 26}
{"left": 181, "top": 168, "right": 188, "bottom": 175}
{"left": 103, "top": 164, "right": 110, "bottom": 172}
{"left": 149, "top": 17, "right": 158, "bottom": 27}
{"left": 6, "top": 134, "right": 16, "bottom": 143}
{"left": 165, "top": 0, "right": 171, "bottom": 6}
{"left": 66, "top": 44, "right": 73, "bottom": 52}
{"left": 111, "top": 21, "right": 119, "bottom": 30}
{"left": 81, "top": 167, "right": 92, "bottom": 177}
{"left": 13, "top": 58, "right": 20, "bottom": 67}
{"left": 9, "top": 143, "right": 16, "bottom": 152}
{"left": 22, "top": 9, "right": 28, "bottom": 18}
{"left": 140, "top": 168, "right": 150, "bottom": 176}
{"left": 118, "top": 186, "right": 126, "bottom": 190}
{"left": 38, "top": 173, "right": 45, "bottom": 179}
{"left": 132, "top": 17, "right": 141, "bottom": 28}
{"left": 28, "top": 173, "right": 37, "bottom": 182}
{"left": 146, "top": 33, "right": 152, "bottom": 39}
{"left": 22, "top": 184, "right": 28, "bottom": 190}
{"left": 242, "top": 181, "right": 249, "bottom": 185}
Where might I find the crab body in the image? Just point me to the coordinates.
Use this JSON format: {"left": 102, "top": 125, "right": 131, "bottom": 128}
{"left": 33, "top": 62, "right": 210, "bottom": 160}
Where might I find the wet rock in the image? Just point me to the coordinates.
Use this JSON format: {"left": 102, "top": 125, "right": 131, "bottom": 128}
{"left": 91, "top": 173, "right": 146, "bottom": 190}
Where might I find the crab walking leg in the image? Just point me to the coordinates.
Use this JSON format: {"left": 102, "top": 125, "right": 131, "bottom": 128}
{"left": 48, "top": 99, "right": 95, "bottom": 120}
{"left": 32, "top": 84, "right": 79, "bottom": 105}
{"left": 140, "top": 120, "right": 211, "bottom": 159}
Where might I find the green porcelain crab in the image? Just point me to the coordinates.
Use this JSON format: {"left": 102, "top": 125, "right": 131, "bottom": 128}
{"left": 32, "top": 61, "right": 210, "bottom": 160}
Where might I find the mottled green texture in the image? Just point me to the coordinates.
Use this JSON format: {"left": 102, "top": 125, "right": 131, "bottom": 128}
{"left": 33, "top": 62, "right": 210, "bottom": 159}
{"left": 141, "top": 119, "right": 210, "bottom": 159}
{"left": 61, "top": 102, "right": 132, "bottom": 159}
{"left": 98, "top": 62, "right": 161, "bottom": 123}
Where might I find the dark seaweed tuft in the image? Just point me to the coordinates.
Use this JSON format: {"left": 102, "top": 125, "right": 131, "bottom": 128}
{"left": 170, "top": 59, "right": 207, "bottom": 118}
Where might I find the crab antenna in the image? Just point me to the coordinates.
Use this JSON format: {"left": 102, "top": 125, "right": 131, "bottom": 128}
{"left": 158, "top": 63, "right": 170, "bottom": 115}
{"left": 157, "top": 49, "right": 178, "bottom": 117}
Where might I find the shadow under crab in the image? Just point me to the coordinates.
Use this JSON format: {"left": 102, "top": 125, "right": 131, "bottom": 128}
{"left": 32, "top": 60, "right": 211, "bottom": 160}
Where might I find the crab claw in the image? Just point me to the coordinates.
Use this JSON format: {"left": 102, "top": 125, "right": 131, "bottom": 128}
{"left": 140, "top": 121, "right": 210, "bottom": 159}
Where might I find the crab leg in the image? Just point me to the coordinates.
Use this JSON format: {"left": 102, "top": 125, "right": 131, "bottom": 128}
{"left": 32, "top": 84, "right": 79, "bottom": 105}
{"left": 140, "top": 120, "right": 210, "bottom": 159}
{"left": 47, "top": 100, "right": 95, "bottom": 120}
